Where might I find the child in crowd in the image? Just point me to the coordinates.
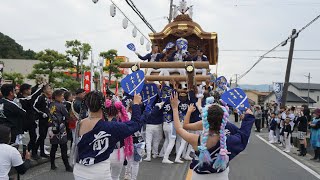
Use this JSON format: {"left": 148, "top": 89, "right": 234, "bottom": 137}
{"left": 283, "top": 117, "right": 292, "bottom": 153}
{"left": 269, "top": 113, "right": 277, "bottom": 144}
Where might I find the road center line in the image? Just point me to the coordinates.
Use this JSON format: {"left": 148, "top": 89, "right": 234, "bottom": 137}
{"left": 256, "top": 134, "right": 320, "bottom": 179}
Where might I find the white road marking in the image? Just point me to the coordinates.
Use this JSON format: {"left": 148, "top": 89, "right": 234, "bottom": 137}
{"left": 256, "top": 134, "right": 320, "bottom": 179}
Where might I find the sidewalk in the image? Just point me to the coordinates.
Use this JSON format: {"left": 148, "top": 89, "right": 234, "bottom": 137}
{"left": 257, "top": 129, "right": 320, "bottom": 175}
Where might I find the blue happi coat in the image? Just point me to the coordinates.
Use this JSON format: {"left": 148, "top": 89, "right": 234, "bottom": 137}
{"left": 190, "top": 114, "right": 255, "bottom": 174}
{"left": 76, "top": 104, "right": 146, "bottom": 166}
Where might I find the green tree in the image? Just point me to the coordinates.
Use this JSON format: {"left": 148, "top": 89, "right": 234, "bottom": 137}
{"left": 23, "top": 49, "right": 37, "bottom": 59}
{"left": 28, "top": 49, "right": 74, "bottom": 84}
{"left": 100, "top": 49, "right": 123, "bottom": 88}
{"left": 3, "top": 72, "right": 24, "bottom": 85}
{"left": 56, "top": 78, "right": 81, "bottom": 92}
{"left": 65, "top": 40, "right": 91, "bottom": 82}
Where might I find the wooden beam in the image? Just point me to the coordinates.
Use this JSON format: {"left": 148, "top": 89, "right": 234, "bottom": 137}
{"left": 145, "top": 75, "right": 210, "bottom": 81}
{"left": 119, "top": 62, "right": 209, "bottom": 69}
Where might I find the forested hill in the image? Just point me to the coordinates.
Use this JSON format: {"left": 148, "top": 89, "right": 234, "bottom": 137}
{"left": 0, "top": 32, "right": 36, "bottom": 59}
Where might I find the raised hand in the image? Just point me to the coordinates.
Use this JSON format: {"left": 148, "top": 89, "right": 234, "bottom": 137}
{"left": 133, "top": 93, "right": 142, "bottom": 105}
{"left": 245, "top": 108, "right": 253, "bottom": 115}
{"left": 170, "top": 92, "right": 179, "bottom": 109}
{"left": 187, "top": 103, "right": 196, "bottom": 113}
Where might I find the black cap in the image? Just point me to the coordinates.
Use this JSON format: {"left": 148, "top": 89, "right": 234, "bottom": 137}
{"left": 20, "top": 84, "right": 32, "bottom": 93}
{"left": 75, "top": 88, "right": 85, "bottom": 95}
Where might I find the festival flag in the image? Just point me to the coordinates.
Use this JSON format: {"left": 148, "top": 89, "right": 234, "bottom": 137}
{"left": 215, "top": 76, "right": 228, "bottom": 90}
{"left": 140, "top": 83, "right": 159, "bottom": 106}
{"left": 84, "top": 71, "right": 91, "bottom": 93}
{"left": 102, "top": 77, "right": 107, "bottom": 95}
{"left": 273, "top": 82, "right": 284, "bottom": 104}
{"left": 221, "top": 88, "right": 250, "bottom": 111}
{"left": 120, "top": 70, "right": 145, "bottom": 96}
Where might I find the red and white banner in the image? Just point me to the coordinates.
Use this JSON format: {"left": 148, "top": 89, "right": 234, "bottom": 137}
{"left": 102, "top": 77, "right": 107, "bottom": 95}
{"left": 84, "top": 71, "right": 91, "bottom": 93}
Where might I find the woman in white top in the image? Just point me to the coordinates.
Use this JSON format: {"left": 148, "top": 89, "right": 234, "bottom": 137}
{"left": 73, "top": 91, "right": 148, "bottom": 180}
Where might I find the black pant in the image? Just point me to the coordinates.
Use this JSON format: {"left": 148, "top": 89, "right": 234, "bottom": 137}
{"left": 234, "top": 113, "right": 239, "bottom": 122}
{"left": 255, "top": 119, "right": 261, "bottom": 132}
{"left": 50, "top": 143, "right": 70, "bottom": 168}
{"left": 27, "top": 124, "right": 37, "bottom": 155}
{"left": 261, "top": 117, "right": 265, "bottom": 128}
{"left": 36, "top": 119, "right": 48, "bottom": 154}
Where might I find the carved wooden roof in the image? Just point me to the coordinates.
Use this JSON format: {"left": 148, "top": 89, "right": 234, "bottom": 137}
{"left": 149, "top": 14, "right": 218, "bottom": 65}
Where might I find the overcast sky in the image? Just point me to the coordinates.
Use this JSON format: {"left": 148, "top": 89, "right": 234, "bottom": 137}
{"left": 1, "top": 0, "right": 319, "bottom": 85}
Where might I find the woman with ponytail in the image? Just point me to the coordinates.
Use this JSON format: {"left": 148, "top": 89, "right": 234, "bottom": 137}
{"left": 170, "top": 92, "right": 255, "bottom": 180}
{"left": 73, "top": 91, "right": 147, "bottom": 180}
{"left": 105, "top": 98, "right": 134, "bottom": 180}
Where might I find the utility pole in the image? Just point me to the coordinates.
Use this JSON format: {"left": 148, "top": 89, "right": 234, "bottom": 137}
{"left": 168, "top": 0, "right": 174, "bottom": 23}
{"left": 305, "top": 72, "right": 312, "bottom": 107}
{"left": 235, "top": 74, "right": 238, "bottom": 87}
{"left": 281, "top": 29, "right": 297, "bottom": 106}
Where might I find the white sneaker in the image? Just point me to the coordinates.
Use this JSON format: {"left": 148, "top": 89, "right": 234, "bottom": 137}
{"left": 124, "top": 172, "right": 131, "bottom": 180}
{"left": 284, "top": 150, "right": 290, "bottom": 153}
{"left": 144, "top": 157, "right": 151, "bottom": 162}
{"left": 44, "top": 145, "right": 50, "bottom": 150}
{"left": 184, "top": 156, "right": 193, "bottom": 161}
{"left": 162, "top": 158, "right": 173, "bottom": 164}
{"left": 44, "top": 149, "right": 50, "bottom": 155}
{"left": 152, "top": 154, "right": 158, "bottom": 159}
{"left": 175, "top": 159, "right": 184, "bottom": 164}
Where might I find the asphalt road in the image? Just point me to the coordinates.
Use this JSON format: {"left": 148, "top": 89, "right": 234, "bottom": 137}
{"left": 19, "top": 126, "right": 320, "bottom": 180}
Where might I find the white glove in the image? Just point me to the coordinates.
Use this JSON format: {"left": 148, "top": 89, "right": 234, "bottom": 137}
{"left": 162, "top": 49, "right": 167, "bottom": 53}
{"left": 42, "top": 113, "right": 48, "bottom": 118}
{"left": 196, "top": 85, "right": 204, "bottom": 99}
{"left": 48, "top": 127, "right": 54, "bottom": 139}
{"left": 155, "top": 102, "right": 165, "bottom": 109}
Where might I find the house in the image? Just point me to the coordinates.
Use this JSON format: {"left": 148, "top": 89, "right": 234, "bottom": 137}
{"left": 263, "top": 82, "right": 319, "bottom": 107}
{"left": 244, "top": 90, "right": 270, "bottom": 106}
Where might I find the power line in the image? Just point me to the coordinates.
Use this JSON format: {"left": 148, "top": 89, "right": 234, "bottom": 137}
{"left": 237, "top": 13, "right": 320, "bottom": 81}
{"left": 16, "top": 17, "right": 166, "bottom": 42}
{"left": 125, "top": 0, "right": 156, "bottom": 33}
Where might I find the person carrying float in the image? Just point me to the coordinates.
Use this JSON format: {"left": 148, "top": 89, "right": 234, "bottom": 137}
{"left": 135, "top": 44, "right": 166, "bottom": 76}
{"left": 170, "top": 92, "right": 255, "bottom": 180}
{"left": 162, "top": 38, "right": 192, "bottom": 89}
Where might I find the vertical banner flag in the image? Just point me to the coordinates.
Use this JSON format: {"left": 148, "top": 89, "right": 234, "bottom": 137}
{"left": 140, "top": 83, "right": 159, "bottom": 106}
{"left": 273, "top": 82, "right": 283, "bottom": 104}
{"left": 84, "top": 71, "right": 91, "bottom": 93}
{"left": 221, "top": 88, "right": 250, "bottom": 111}
{"left": 102, "top": 77, "right": 107, "bottom": 95}
{"left": 120, "top": 70, "right": 145, "bottom": 96}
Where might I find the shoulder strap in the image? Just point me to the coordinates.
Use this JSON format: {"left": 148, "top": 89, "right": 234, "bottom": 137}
{"left": 71, "top": 101, "right": 79, "bottom": 119}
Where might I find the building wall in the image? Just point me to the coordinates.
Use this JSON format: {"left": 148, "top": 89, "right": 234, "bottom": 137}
{"left": 289, "top": 85, "right": 320, "bottom": 107}
{"left": 1, "top": 59, "right": 39, "bottom": 85}
{"left": 263, "top": 93, "right": 314, "bottom": 107}
{"left": 245, "top": 91, "right": 258, "bottom": 105}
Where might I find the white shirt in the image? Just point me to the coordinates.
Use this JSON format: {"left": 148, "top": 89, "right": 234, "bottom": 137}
{"left": 0, "top": 144, "right": 23, "bottom": 180}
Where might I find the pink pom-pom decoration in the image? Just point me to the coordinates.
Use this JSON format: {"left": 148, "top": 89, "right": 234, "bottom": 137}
{"left": 114, "top": 101, "right": 123, "bottom": 110}
{"left": 105, "top": 99, "right": 112, "bottom": 108}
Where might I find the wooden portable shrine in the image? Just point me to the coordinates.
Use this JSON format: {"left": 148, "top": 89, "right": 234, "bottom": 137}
{"left": 120, "top": 1, "right": 218, "bottom": 89}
